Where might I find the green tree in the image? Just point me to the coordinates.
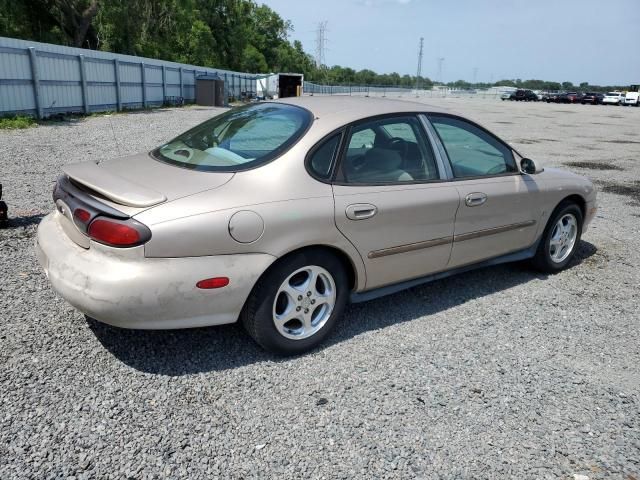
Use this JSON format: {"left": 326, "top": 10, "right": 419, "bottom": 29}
{"left": 495, "top": 79, "right": 517, "bottom": 87}
{"left": 242, "top": 44, "right": 268, "bottom": 73}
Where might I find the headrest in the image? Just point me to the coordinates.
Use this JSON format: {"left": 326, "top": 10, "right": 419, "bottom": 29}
{"left": 363, "top": 148, "right": 402, "bottom": 172}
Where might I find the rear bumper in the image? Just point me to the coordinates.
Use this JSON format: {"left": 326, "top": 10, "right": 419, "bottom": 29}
{"left": 36, "top": 212, "right": 276, "bottom": 329}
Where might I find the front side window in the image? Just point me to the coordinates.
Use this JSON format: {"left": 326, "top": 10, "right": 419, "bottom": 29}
{"left": 429, "top": 115, "right": 517, "bottom": 178}
{"left": 341, "top": 116, "right": 439, "bottom": 184}
{"left": 153, "top": 103, "right": 312, "bottom": 172}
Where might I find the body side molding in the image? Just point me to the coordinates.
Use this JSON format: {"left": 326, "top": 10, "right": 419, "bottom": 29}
{"left": 351, "top": 239, "right": 540, "bottom": 303}
{"left": 454, "top": 220, "right": 537, "bottom": 242}
{"left": 368, "top": 236, "right": 452, "bottom": 259}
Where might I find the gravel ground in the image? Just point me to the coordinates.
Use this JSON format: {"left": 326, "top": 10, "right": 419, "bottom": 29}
{"left": 1, "top": 98, "right": 639, "bottom": 479}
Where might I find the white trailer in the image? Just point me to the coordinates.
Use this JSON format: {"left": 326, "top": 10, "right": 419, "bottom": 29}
{"left": 256, "top": 73, "right": 304, "bottom": 99}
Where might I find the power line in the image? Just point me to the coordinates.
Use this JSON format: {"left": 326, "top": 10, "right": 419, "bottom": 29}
{"left": 415, "top": 37, "right": 424, "bottom": 91}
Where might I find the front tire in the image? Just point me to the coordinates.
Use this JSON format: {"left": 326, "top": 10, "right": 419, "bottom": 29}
{"left": 241, "top": 249, "right": 348, "bottom": 355}
{"left": 531, "top": 202, "right": 583, "bottom": 273}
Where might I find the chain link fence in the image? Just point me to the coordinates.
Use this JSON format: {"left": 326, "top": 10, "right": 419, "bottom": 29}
{"left": 304, "top": 82, "right": 505, "bottom": 100}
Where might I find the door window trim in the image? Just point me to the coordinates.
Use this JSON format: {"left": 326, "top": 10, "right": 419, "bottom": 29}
{"left": 419, "top": 114, "right": 453, "bottom": 180}
{"left": 304, "top": 129, "right": 345, "bottom": 182}
{"left": 425, "top": 113, "right": 524, "bottom": 181}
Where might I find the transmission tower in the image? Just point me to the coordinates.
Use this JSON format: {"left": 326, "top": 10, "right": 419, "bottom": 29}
{"left": 415, "top": 37, "right": 424, "bottom": 91}
{"left": 315, "top": 21, "right": 328, "bottom": 69}
{"left": 437, "top": 57, "right": 445, "bottom": 84}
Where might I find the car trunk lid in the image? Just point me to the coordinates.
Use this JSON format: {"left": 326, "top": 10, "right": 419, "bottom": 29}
{"left": 63, "top": 152, "right": 234, "bottom": 208}
{"left": 56, "top": 152, "right": 234, "bottom": 248}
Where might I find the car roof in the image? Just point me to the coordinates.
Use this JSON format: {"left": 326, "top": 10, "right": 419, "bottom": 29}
{"left": 273, "top": 95, "right": 449, "bottom": 124}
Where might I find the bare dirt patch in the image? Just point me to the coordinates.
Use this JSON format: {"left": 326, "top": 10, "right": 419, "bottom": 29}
{"left": 596, "top": 180, "right": 640, "bottom": 204}
{"left": 566, "top": 161, "right": 623, "bottom": 171}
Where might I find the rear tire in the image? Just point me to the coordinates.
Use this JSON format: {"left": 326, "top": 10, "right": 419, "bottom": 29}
{"left": 241, "top": 249, "right": 348, "bottom": 355}
{"left": 531, "top": 202, "right": 583, "bottom": 273}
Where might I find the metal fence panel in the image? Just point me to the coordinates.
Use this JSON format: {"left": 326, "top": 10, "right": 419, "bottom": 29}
{"left": 0, "top": 48, "right": 30, "bottom": 78}
{"left": 0, "top": 36, "right": 265, "bottom": 118}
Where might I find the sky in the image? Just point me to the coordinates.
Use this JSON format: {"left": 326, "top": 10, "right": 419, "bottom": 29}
{"left": 260, "top": 0, "right": 640, "bottom": 86}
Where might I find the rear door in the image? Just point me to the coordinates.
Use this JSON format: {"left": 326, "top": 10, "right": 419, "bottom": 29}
{"left": 426, "top": 114, "right": 541, "bottom": 268}
{"left": 328, "top": 115, "right": 460, "bottom": 290}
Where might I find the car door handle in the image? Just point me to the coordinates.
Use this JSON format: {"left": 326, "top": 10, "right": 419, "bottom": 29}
{"left": 465, "top": 192, "right": 487, "bottom": 207}
{"left": 346, "top": 203, "right": 378, "bottom": 220}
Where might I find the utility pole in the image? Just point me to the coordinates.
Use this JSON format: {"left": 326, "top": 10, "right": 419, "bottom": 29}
{"left": 415, "top": 37, "right": 424, "bottom": 92}
{"left": 473, "top": 67, "right": 478, "bottom": 87}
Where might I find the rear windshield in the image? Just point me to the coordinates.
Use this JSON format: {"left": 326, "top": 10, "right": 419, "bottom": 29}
{"left": 606, "top": 92, "right": 619, "bottom": 96}
{"left": 152, "top": 103, "right": 312, "bottom": 172}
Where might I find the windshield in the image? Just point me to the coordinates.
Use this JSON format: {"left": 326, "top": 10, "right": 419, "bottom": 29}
{"left": 152, "top": 103, "right": 312, "bottom": 172}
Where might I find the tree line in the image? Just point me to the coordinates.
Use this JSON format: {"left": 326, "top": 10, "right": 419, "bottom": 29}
{"left": 0, "top": 0, "right": 317, "bottom": 74}
{"left": 0, "top": 0, "right": 626, "bottom": 91}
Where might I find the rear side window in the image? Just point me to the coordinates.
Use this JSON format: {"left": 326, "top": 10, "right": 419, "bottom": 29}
{"left": 308, "top": 133, "right": 341, "bottom": 179}
{"left": 349, "top": 129, "right": 375, "bottom": 149}
{"left": 152, "top": 103, "right": 312, "bottom": 172}
{"left": 341, "top": 116, "right": 439, "bottom": 184}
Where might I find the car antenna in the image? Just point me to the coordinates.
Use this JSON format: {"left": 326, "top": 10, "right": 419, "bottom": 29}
{"left": 108, "top": 115, "right": 123, "bottom": 158}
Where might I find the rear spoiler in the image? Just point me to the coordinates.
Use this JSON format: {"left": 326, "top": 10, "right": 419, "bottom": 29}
{"left": 63, "top": 162, "right": 166, "bottom": 208}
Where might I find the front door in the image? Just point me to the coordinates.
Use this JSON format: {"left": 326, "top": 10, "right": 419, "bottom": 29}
{"left": 331, "top": 115, "right": 460, "bottom": 290}
{"left": 427, "top": 114, "right": 541, "bottom": 268}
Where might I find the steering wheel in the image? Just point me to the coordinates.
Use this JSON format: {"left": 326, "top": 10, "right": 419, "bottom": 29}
{"left": 388, "top": 137, "right": 409, "bottom": 158}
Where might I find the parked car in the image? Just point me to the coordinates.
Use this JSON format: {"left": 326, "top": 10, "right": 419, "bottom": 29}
{"left": 562, "top": 92, "right": 584, "bottom": 104}
{"left": 545, "top": 92, "right": 563, "bottom": 103}
{"left": 533, "top": 91, "right": 545, "bottom": 101}
{"left": 36, "top": 97, "right": 597, "bottom": 355}
{"left": 0, "top": 184, "right": 7, "bottom": 227}
{"left": 500, "top": 91, "right": 514, "bottom": 101}
{"left": 602, "top": 92, "right": 625, "bottom": 105}
{"left": 581, "top": 92, "right": 604, "bottom": 105}
{"left": 513, "top": 89, "right": 538, "bottom": 101}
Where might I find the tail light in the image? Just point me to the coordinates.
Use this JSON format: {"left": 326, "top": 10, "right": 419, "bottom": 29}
{"left": 87, "top": 217, "right": 151, "bottom": 247}
{"left": 73, "top": 207, "right": 92, "bottom": 225}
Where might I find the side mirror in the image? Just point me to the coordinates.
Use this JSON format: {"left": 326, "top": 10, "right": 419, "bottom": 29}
{"left": 520, "top": 158, "right": 543, "bottom": 174}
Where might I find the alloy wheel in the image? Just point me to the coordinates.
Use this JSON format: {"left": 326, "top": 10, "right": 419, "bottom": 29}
{"left": 272, "top": 265, "right": 336, "bottom": 340}
{"left": 549, "top": 213, "right": 578, "bottom": 263}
